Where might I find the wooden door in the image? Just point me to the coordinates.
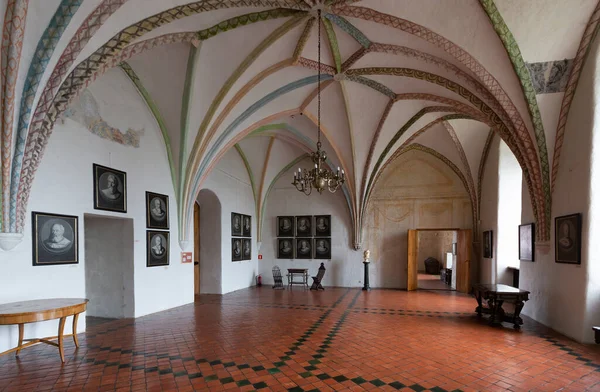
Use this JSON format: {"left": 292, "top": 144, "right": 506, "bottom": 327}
{"left": 194, "top": 202, "right": 200, "bottom": 296}
{"left": 407, "top": 229, "right": 418, "bottom": 291}
{"left": 456, "top": 229, "right": 472, "bottom": 293}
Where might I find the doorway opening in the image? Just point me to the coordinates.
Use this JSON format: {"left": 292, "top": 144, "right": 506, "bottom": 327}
{"left": 84, "top": 215, "right": 135, "bottom": 326}
{"left": 408, "top": 228, "right": 472, "bottom": 293}
{"left": 196, "top": 189, "right": 222, "bottom": 295}
{"left": 416, "top": 230, "right": 457, "bottom": 291}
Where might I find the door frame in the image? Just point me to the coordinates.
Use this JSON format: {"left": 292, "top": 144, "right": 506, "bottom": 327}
{"left": 407, "top": 228, "right": 472, "bottom": 293}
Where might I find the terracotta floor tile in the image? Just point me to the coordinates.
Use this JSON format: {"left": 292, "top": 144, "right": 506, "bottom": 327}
{"left": 1, "top": 288, "right": 599, "bottom": 391}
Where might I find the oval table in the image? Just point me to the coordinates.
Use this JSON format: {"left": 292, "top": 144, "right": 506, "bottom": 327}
{"left": 0, "top": 298, "right": 88, "bottom": 362}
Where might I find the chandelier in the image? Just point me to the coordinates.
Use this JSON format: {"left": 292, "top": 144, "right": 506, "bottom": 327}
{"left": 292, "top": 9, "right": 345, "bottom": 195}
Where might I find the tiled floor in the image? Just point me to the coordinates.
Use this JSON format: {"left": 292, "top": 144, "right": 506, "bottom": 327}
{"left": 417, "top": 274, "right": 453, "bottom": 291}
{"left": 1, "top": 288, "right": 599, "bottom": 391}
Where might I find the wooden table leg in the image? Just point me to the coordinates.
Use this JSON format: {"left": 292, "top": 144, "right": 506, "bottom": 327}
{"left": 15, "top": 324, "right": 24, "bottom": 356}
{"left": 72, "top": 313, "right": 80, "bottom": 347}
{"left": 58, "top": 317, "right": 66, "bottom": 363}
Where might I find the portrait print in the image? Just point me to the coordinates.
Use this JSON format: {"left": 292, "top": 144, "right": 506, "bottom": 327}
{"left": 147, "top": 231, "right": 169, "bottom": 267}
{"left": 93, "top": 164, "right": 127, "bottom": 213}
{"left": 277, "top": 238, "right": 294, "bottom": 259}
{"left": 277, "top": 216, "right": 294, "bottom": 237}
{"left": 32, "top": 212, "right": 78, "bottom": 266}
{"left": 146, "top": 192, "right": 169, "bottom": 229}
{"left": 295, "top": 216, "right": 312, "bottom": 237}
{"left": 296, "top": 238, "right": 312, "bottom": 259}
{"left": 314, "top": 215, "right": 331, "bottom": 237}
{"left": 483, "top": 230, "right": 493, "bottom": 258}
{"left": 519, "top": 223, "right": 535, "bottom": 261}
{"left": 231, "top": 213, "right": 242, "bottom": 236}
{"left": 555, "top": 213, "right": 581, "bottom": 264}
{"left": 314, "top": 238, "right": 331, "bottom": 259}
{"left": 232, "top": 238, "right": 242, "bottom": 261}
{"left": 242, "top": 215, "right": 251, "bottom": 237}
{"left": 242, "top": 239, "right": 251, "bottom": 260}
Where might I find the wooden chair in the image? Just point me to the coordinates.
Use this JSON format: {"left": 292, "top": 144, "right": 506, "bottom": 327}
{"left": 310, "top": 263, "right": 326, "bottom": 290}
{"left": 272, "top": 266, "right": 284, "bottom": 290}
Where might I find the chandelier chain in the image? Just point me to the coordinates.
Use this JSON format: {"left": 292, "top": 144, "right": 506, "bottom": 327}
{"left": 317, "top": 9, "right": 321, "bottom": 150}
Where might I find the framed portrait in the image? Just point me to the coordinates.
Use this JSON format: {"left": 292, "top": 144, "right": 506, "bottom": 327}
{"left": 555, "top": 213, "right": 582, "bottom": 264}
{"left": 93, "top": 164, "right": 127, "bottom": 213}
{"left": 483, "top": 230, "right": 493, "bottom": 258}
{"left": 314, "top": 238, "right": 331, "bottom": 259}
{"left": 232, "top": 238, "right": 242, "bottom": 261}
{"left": 277, "top": 238, "right": 294, "bottom": 259}
{"left": 295, "top": 215, "right": 312, "bottom": 237}
{"left": 314, "top": 215, "right": 331, "bottom": 237}
{"left": 146, "top": 191, "right": 169, "bottom": 229}
{"left": 277, "top": 216, "right": 294, "bottom": 237}
{"left": 296, "top": 238, "right": 312, "bottom": 259}
{"left": 32, "top": 211, "right": 78, "bottom": 266}
{"left": 147, "top": 231, "right": 169, "bottom": 267}
{"left": 231, "top": 213, "right": 242, "bottom": 236}
{"left": 242, "top": 238, "right": 252, "bottom": 260}
{"left": 519, "top": 223, "right": 535, "bottom": 261}
{"left": 242, "top": 215, "right": 251, "bottom": 237}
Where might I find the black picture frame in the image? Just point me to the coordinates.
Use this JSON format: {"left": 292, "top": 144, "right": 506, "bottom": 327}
{"left": 314, "top": 238, "right": 331, "bottom": 259}
{"left": 232, "top": 238, "right": 242, "bottom": 261}
{"left": 295, "top": 215, "right": 312, "bottom": 237}
{"left": 277, "top": 216, "right": 294, "bottom": 237}
{"left": 32, "top": 211, "right": 79, "bottom": 266}
{"left": 242, "top": 215, "right": 251, "bottom": 237}
{"left": 296, "top": 238, "right": 312, "bottom": 259}
{"left": 146, "top": 191, "right": 169, "bottom": 229}
{"left": 555, "top": 213, "right": 582, "bottom": 264}
{"left": 277, "top": 238, "right": 294, "bottom": 259}
{"left": 93, "top": 163, "right": 127, "bottom": 213}
{"left": 519, "top": 223, "right": 535, "bottom": 261}
{"left": 242, "top": 238, "right": 252, "bottom": 260}
{"left": 147, "top": 230, "right": 169, "bottom": 267}
{"left": 231, "top": 212, "right": 242, "bottom": 236}
{"left": 314, "top": 215, "right": 331, "bottom": 237}
{"left": 483, "top": 230, "right": 493, "bottom": 258}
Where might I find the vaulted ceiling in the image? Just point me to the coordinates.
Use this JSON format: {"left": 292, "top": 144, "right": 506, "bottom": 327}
{"left": 2, "top": 0, "right": 598, "bottom": 245}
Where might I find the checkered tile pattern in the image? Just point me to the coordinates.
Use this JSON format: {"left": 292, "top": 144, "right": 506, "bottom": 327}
{"left": 1, "top": 288, "right": 599, "bottom": 391}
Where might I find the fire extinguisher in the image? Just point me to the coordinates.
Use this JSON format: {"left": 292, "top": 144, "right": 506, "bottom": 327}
{"left": 256, "top": 275, "right": 262, "bottom": 287}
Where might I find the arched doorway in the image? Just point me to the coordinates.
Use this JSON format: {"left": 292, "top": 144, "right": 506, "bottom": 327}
{"left": 195, "top": 189, "right": 222, "bottom": 295}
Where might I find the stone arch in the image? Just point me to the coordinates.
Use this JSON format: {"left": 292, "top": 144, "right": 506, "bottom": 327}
{"left": 197, "top": 188, "right": 222, "bottom": 294}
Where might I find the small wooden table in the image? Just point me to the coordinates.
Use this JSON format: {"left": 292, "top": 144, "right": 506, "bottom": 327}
{"left": 287, "top": 268, "right": 308, "bottom": 289}
{"left": 473, "top": 284, "right": 529, "bottom": 329}
{"left": 0, "top": 298, "right": 88, "bottom": 362}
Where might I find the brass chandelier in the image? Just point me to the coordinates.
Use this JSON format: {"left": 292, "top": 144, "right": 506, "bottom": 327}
{"left": 292, "top": 9, "right": 345, "bottom": 195}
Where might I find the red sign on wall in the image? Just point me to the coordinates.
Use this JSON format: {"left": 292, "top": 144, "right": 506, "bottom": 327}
{"left": 258, "top": 254, "right": 263, "bottom": 260}
{"left": 181, "top": 252, "right": 192, "bottom": 263}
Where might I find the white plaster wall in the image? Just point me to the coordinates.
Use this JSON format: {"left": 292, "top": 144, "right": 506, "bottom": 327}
{"left": 200, "top": 149, "right": 258, "bottom": 294}
{"left": 0, "top": 68, "right": 193, "bottom": 353}
{"left": 84, "top": 216, "right": 135, "bottom": 319}
{"left": 259, "top": 162, "right": 362, "bottom": 288}
{"left": 479, "top": 136, "right": 500, "bottom": 284}
{"left": 197, "top": 190, "right": 222, "bottom": 294}
{"left": 496, "top": 141, "right": 522, "bottom": 285}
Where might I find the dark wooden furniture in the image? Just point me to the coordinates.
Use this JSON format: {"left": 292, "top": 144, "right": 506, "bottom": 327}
{"left": 440, "top": 268, "right": 452, "bottom": 286}
{"left": 424, "top": 257, "right": 441, "bottom": 274}
{"left": 472, "top": 284, "right": 529, "bottom": 329}
{"left": 287, "top": 268, "right": 308, "bottom": 289}
{"left": 272, "top": 266, "right": 284, "bottom": 289}
{"left": 0, "top": 298, "right": 88, "bottom": 362}
{"left": 310, "top": 263, "right": 326, "bottom": 290}
{"left": 594, "top": 326, "right": 600, "bottom": 344}
{"left": 507, "top": 266, "right": 520, "bottom": 288}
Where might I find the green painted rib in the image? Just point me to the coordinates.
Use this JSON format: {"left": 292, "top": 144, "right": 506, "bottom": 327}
{"left": 234, "top": 143, "right": 258, "bottom": 209}
{"left": 323, "top": 17, "right": 342, "bottom": 73}
{"left": 293, "top": 17, "right": 315, "bottom": 60}
{"left": 119, "top": 62, "right": 177, "bottom": 197}
{"left": 185, "top": 13, "right": 307, "bottom": 189}
{"left": 179, "top": 44, "right": 201, "bottom": 215}
{"left": 479, "top": 0, "right": 550, "bottom": 228}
